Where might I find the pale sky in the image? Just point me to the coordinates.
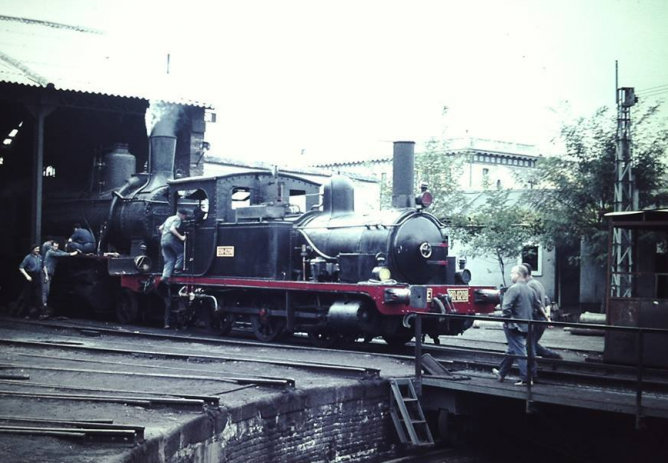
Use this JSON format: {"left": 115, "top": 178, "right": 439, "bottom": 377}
{"left": 2, "top": 0, "right": 668, "bottom": 166}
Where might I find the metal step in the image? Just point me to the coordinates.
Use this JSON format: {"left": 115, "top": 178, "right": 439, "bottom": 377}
{"left": 389, "top": 378, "right": 434, "bottom": 446}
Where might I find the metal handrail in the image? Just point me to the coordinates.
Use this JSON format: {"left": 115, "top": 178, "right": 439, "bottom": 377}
{"left": 404, "top": 312, "right": 668, "bottom": 429}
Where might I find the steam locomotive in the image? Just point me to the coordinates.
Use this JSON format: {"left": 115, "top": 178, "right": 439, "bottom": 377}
{"left": 44, "top": 122, "right": 499, "bottom": 347}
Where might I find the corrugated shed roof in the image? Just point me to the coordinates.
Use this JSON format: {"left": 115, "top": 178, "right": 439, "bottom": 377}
{"left": 0, "top": 15, "right": 211, "bottom": 107}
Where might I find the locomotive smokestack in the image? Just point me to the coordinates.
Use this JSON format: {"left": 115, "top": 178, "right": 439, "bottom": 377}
{"left": 148, "top": 118, "right": 177, "bottom": 178}
{"left": 392, "top": 141, "right": 415, "bottom": 208}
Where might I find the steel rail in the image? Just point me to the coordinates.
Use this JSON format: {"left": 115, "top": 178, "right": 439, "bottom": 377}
{"left": 0, "top": 428, "right": 86, "bottom": 439}
{"left": 0, "top": 378, "right": 221, "bottom": 406}
{"left": 1, "top": 316, "right": 407, "bottom": 361}
{"left": 0, "top": 337, "right": 380, "bottom": 378}
{"left": 0, "top": 389, "right": 203, "bottom": 410}
{"left": 0, "top": 389, "right": 204, "bottom": 408}
{"left": 0, "top": 416, "right": 144, "bottom": 439}
{"left": 0, "top": 362, "right": 295, "bottom": 388}
{"left": 0, "top": 424, "right": 136, "bottom": 442}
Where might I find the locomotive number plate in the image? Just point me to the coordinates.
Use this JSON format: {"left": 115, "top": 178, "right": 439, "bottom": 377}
{"left": 426, "top": 288, "right": 433, "bottom": 303}
{"left": 447, "top": 289, "right": 469, "bottom": 303}
{"left": 216, "top": 246, "right": 235, "bottom": 257}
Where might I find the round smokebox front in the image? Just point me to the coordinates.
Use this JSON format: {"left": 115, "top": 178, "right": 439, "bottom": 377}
{"left": 391, "top": 215, "right": 445, "bottom": 284}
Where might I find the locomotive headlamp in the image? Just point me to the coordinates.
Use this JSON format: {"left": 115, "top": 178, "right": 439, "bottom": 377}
{"left": 415, "top": 190, "right": 433, "bottom": 209}
{"left": 372, "top": 266, "right": 392, "bottom": 281}
{"left": 134, "top": 255, "right": 152, "bottom": 273}
{"left": 455, "top": 269, "right": 472, "bottom": 285}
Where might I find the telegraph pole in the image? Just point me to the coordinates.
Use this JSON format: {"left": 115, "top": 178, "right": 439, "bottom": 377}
{"left": 611, "top": 61, "right": 638, "bottom": 298}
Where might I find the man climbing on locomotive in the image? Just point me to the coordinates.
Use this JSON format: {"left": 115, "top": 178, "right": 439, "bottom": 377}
{"left": 158, "top": 208, "right": 188, "bottom": 280}
{"left": 66, "top": 223, "right": 96, "bottom": 254}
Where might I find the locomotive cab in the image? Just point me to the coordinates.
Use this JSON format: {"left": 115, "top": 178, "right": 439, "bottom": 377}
{"left": 169, "top": 177, "right": 218, "bottom": 276}
{"left": 166, "top": 172, "right": 322, "bottom": 278}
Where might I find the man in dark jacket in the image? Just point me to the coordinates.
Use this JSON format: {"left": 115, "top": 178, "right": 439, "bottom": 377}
{"left": 66, "top": 223, "right": 96, "bottom": 254}
{"left": 18, "top": 244, "right": 45, "bottom": 319}
{"left": 493, "top": 265, "right": 541, "bottom": 386}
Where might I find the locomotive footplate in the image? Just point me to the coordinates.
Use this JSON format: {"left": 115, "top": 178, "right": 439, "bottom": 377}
{"left": 121, "top": 275, "right": 497, "bottom": 316}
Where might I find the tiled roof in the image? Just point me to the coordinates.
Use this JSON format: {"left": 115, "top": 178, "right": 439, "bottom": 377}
{"left": 0, "top": 15, "right": 211, "bottom": 107}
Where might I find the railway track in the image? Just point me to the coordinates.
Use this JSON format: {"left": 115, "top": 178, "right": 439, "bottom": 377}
{"left": 2, "top": 315, "right": 663, "bottom": 394}
{"left": 0, "top": 314, "right": 412, "bottom": 450}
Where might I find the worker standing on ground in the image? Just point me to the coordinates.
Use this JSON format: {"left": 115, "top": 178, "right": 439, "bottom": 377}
{"left": 43, "top": 241, "right": 79, "bottom": 311}
{"left": 18, "top": 244, "right": 46, "bottom": 319}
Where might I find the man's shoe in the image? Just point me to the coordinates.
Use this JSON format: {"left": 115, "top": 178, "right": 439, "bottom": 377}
{"left": 492, "top": 368, "right": 504, "bottom": 383}
{"left": 514, "top": 380, "right": 534, "bottom": 386}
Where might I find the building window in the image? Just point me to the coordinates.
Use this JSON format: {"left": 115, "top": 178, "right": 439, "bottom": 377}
{"left": 520, "top": 245, "right": 542, "bottom": 276}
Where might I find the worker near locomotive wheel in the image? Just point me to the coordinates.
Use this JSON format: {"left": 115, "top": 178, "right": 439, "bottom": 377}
{"left": 43, "top": 241, "right": 80, "bottom": 309}
{"left": 65, "top": 223, "right": 96, "bottom": 254}
{"left": 18, "top": 244, "right": 46, "bottom": 319}
{"left": 522, "top": 262, "right": 563, "bottom": 361}
{"left": 492, "top": 264, "right": 541, "bottom": 386}
{"left": 158, "top": 208, "right": 188, "bottom": 280}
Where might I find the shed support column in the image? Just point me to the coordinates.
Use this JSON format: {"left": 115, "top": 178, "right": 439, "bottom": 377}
{"left": 26, "top": 98, "right": 56, "bottom": 245}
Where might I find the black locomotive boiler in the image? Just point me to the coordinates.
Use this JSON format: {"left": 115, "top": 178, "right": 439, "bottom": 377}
{"left": 111, "top": 141, "right": 498, "bottom": 346}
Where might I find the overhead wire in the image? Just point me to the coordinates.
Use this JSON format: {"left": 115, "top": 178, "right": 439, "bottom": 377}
{"left": 638, "top": 84, "right": 668, "bottom": 93}
{"left": 637, "top": 89, "right": 668, "bottom": 98}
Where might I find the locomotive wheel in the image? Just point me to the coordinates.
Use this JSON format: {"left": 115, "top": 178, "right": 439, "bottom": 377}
{"left": 307, "top": 329, "right": 340, "bottom": 348}
{"left": 116, "top": 288, "right": 139, "bottom": 325}
{"left": 382, "top": 333, "right": 413, "bottom": 347}
{"left": 251, "top": 308, "right": 286, "bottom": 342}
{"left": 213, "top": 310, "right": 236, "bottom": 336}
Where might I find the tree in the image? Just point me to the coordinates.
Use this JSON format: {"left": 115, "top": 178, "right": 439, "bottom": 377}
{"left": 450, "top": 187, "right": 541, "bottom": 286}
{"left": 524, "top": 103, "right": 668, "bottom": 265}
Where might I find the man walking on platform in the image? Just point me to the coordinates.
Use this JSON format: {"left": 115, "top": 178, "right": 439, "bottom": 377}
{"left": 492, "top": 265, "right": 541, "bottom": 386}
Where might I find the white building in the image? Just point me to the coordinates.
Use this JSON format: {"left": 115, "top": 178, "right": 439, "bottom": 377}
{"left": 313, "top": 137, "right": 555, "bottom": 298}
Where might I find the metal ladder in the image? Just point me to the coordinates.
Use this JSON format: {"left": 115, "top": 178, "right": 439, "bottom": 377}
{"left": 389, "top": 378, "right": 434, "bottom": 446}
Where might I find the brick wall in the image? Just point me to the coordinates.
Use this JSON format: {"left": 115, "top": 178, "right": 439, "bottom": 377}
{"left": 124, "top": 379, "right": 401, "bottom": 463}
